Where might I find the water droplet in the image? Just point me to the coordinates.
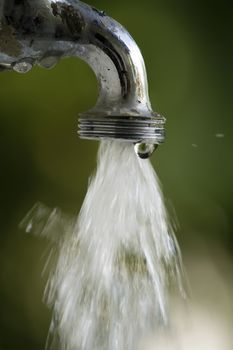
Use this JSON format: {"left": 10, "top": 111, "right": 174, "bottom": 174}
{"left": 39, "top": 56, "right": 59, "bottom": 69}
{"left": 215, "top": 133, "right": 225, "bottom": 138}
{"left": 12, "top": 60, "right": 33, "bottom": 74}
{"left": 134, "top": 142, "right": 158, "bottom": 159}
{"left": 26, "top": 222, "right": 33, "bottom": 233}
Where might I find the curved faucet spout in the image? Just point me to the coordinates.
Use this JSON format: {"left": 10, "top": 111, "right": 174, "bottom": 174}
{"left": 0, "top": 0, "right": 165, "bottom": 153}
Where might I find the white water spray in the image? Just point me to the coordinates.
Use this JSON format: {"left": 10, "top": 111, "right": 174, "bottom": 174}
{"left": 22, "top": 141, "right": 184, "bottom": 350}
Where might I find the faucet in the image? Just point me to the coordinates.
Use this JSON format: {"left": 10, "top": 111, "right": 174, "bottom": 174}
{"left": 0, "top": 0, "right": 165, "bottom": 158}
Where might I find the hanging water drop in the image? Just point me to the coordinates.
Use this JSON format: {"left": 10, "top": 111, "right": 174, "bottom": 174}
{"left": 134, "top": 142, "right": 158, "bottom": 159}
{"left": 12, "top": 59, "right": 33, "bottom": 74}
{"left": 39, "top": 55, "right": 60, "bottom": 69}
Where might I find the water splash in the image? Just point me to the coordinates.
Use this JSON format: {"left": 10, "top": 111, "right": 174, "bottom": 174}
{"left": 21, "top": 140, "right": 185, "bottom": 350}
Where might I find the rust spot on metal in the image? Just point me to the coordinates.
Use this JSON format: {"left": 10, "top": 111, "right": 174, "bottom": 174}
{"left": 51, "top": 2, "right": 59, "bottom": 16}
{"left": 135, "top": 73, "right": 144, "bottom": 101}
{"left": 4, "top": 0, "right": 47, "bottom": 34}
{"left": 51, "top": 2, "right": 85, "bottom": 38}
{"left": 0, "top": 25, "right": 22, "bottom": 57}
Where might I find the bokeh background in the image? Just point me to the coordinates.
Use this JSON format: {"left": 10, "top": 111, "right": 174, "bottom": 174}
{"left": 0, "top": 0, "right": 232, "bottom": 349}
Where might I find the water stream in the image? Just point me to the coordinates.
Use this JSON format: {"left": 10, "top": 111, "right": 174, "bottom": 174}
{"left": 21, "top": 141, "right": 185, "bottom": 350}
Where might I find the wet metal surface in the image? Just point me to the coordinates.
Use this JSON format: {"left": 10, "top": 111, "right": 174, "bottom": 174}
{"left": 0, "top": 0, "right": 165, "bottom": 151}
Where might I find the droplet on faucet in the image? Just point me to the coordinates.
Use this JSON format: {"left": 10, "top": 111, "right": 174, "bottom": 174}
{"left": 134, "top": 142, "right": 158, "bottom": 159}
{"left": 12, "top": 59, "right": 33, "bottom": 73}
{"left": 39, "top": 56, "right": 60, "bottom": 69}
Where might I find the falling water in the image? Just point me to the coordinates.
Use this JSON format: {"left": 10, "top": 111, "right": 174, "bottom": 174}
{"left": 21, "top": 141, "right": 185, "bottom": 350}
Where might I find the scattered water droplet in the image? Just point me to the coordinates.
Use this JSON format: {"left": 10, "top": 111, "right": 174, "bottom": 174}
{"left": 134, "top": 142, "right": 158, "bottom": 159}
{"left": 215, "top": 133, "right": 225, "bottom": 138}
{"left": 26, "top": 222, "right": 33, "bottom": 233}
{"left": 12, "top": 60, "right": 33, "bottom": 74}
{"left": 192, "top": 143, "right": 198, "bottom": 148}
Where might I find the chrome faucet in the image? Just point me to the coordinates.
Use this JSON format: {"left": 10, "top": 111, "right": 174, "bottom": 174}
{"left": 0, "top": 0, "right": 165, "bottom": 158}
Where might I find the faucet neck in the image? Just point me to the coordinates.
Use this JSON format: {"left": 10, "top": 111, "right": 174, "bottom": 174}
{"left": 0, "top": 0, "right": 165, "bottom": 146}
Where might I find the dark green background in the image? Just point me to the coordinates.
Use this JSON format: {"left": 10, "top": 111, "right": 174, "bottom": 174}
{"left": 0, "top": 0, "right": 232, "bottom": 349}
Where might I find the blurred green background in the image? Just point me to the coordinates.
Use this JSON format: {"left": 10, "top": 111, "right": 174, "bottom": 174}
{"left": 0, "top": 0, "right": 232, "bottom": 349}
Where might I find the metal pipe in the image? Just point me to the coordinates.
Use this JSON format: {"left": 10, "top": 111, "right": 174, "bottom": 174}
{"left": 0, "top": 0, "right": 165, "bottom": 158}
